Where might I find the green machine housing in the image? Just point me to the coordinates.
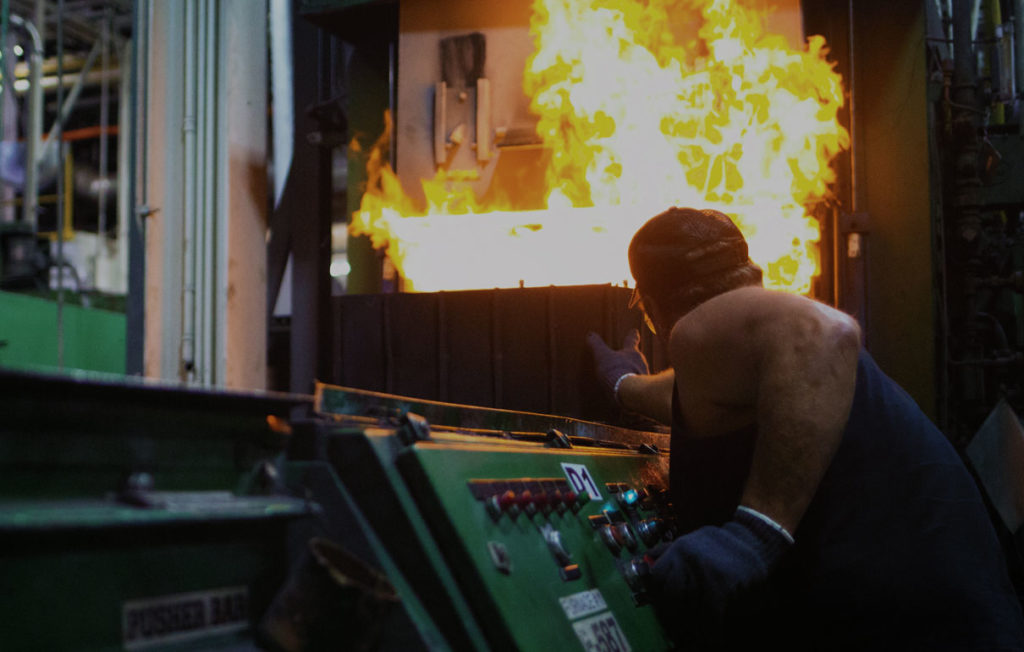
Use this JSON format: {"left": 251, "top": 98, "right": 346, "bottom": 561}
{"left": 0, "top": 369, "right": 313, "bottom": 651}
{"left": 0, "top": 368, "right": 677, "bottom": 650}
{"left": 279, "top": 382, "right": 678, "bottom": 650}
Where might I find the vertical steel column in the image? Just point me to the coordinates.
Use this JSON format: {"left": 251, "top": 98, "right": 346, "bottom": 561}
{"left": 142, "top": 0, "right": 267, "bottom": 388}
{"left": 285, "top": 10, "right": 332, "bottom": 394}
{"left": 114, "top": 39, "right": 130, "bottom": 295}
{"left": 221, "top": 0, "right": 268, "bottom": 389}
{"left": 1017, "top": 0, "right": 1024, "bottom": 117}
{"left": 126, "top": 2, "right": 148, "bottom": 376}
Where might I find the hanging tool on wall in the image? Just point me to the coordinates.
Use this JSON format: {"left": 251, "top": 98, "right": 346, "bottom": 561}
{"left": 434, "top": 32, "right": 492, "bottom": 167}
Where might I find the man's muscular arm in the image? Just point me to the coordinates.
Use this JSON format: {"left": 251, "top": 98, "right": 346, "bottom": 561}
{"left": 670, "top": 287, "right": 861, "bottom": 534}
{"left": 617, "top": 369, "right": 674, "bottom": 425}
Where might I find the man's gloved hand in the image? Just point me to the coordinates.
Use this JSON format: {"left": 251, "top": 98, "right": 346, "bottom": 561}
{"left": 646, "top": 507, "right": 793, "bottom": 624}
{"left": 586, "top": 329, "right": 650, "bottom": 405}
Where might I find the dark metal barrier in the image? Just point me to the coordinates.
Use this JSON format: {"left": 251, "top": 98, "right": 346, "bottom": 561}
{"left": 331, "top": 284, "right": 666, "bottom": 425}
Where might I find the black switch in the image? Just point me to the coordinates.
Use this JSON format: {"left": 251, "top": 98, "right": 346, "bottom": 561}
{"left": 559, "top": 564, "right": 582, "bottom": 581}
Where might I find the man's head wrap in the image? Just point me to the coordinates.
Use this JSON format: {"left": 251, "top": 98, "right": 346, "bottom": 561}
{"left": 628, "top": 207, "right": 753, "bottom": 302}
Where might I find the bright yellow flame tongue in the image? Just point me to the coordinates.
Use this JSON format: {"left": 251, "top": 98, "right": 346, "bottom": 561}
{"left": 351, "top": 0, "right": 849, "bottom": 293}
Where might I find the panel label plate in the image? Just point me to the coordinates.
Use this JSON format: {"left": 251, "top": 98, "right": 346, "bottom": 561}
{"left": 561, "top": 463, "right": 602, "bottom": 500}
{"left": 572, "top": 611, "right": 632, "bottom": 652}
{"left": 122, "top": 586, "right": 249, "bottom": 650}
{"left": 559, "top": 588, "right": 608, "bottom": 621}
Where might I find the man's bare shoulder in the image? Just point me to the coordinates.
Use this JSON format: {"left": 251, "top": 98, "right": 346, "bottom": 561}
{"left": 670, "top": 287, "right": 859, "bottom": 346}
{"left": 667, "top": 287, "right": 861, "bottom": 437}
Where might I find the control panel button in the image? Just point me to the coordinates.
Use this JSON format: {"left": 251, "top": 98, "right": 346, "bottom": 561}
{"left": 517, "top": 490, "right": 539, "bottom": 517}
{"left": 559, "top": 564, "right": 582, "bottom": 581}
{"left": 486, "top": 490, "right": 521, "bottom": 519}
{"left": 488, "top": 541, "right": 512, "bottom": 574}
{"left": 622, "top": 556, "right": 650, "bottom": 591}
{"left": 562, "top": 490, "right": 578, "bottom": 507}
{"left": 600, "top": 524, "right": 623, "bottom": 555}
{"left": 617, "top": 487, "right": 640, "bottom": 511}
{"left": 637, "top": 518, "right": 663, "bottom": 546}
{"left": 616, "top": 522, "right": 638, "bottom": 551}
{"left": 548, "top": 490, "right": 567, "bottom": 514}
{"left": 542, "top": 524, "right": 571, "bottom": 565}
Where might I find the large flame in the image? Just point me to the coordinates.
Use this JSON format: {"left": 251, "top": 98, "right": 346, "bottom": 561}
{"left": 351, "top": 0, "right": 849, "bottom": 293}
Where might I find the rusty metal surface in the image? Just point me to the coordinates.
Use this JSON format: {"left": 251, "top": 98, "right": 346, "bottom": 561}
{"left": 314, "top": 381, "right": 669, "bottom": 449}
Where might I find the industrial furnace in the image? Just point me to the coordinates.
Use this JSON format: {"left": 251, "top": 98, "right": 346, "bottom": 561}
{"left": 304, "top": 0, "right": 1024, "bottom": 460}
{"left": 314, "top": 0, "right": 857, "bottom": 428}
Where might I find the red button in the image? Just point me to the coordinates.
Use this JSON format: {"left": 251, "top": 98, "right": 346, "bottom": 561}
{"left": 516, "top": 490, "right": 534, "bottom": 507}
{"left": 497, "top": 490, "right": 517, "bottom": 510}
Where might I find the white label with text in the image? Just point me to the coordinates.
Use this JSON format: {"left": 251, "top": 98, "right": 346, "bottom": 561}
{"left": 122, "top": 586, "right": 249, "bottom": 650}
{"left": 561, "top": 463, "right": 602, "bottom": 500}
{"left": 572, "top": 611, "right": 632, "bottom": 652}
{"left": 559, "top": 588, "right": 608, "bottom": 620}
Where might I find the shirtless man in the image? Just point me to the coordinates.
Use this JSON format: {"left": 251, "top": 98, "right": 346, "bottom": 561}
{"left": 588, "top": 207, "right": 1024, "bottom": 650}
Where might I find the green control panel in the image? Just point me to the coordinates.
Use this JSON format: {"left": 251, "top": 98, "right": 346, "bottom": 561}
{"left": 396, "top": 438, "right": 675, "bottom": 650}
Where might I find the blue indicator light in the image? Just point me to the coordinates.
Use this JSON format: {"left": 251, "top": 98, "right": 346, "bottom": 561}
{"left": 623, "top": 489, "right": 639, "bottom": 505}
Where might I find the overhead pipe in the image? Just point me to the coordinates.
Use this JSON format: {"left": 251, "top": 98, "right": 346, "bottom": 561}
{"left": 37, "top": 39, "right": 101, "bottom": 168}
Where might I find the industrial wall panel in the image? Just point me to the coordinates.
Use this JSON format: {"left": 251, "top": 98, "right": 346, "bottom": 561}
{"left": 333, "top": 285, "right": 660, "bottom": 424}
{"left": 443, "top": 290, "right": 496, "bottom": 407}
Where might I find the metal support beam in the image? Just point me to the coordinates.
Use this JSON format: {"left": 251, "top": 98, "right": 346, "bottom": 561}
{"left": 270, "top": 6, "right": 332, "bottom": 394}
{"left": 142, "top": 0, "right": 267, "bottom": 389}
{"left": 222, "top": 0, "right": 269, "bottom": 389}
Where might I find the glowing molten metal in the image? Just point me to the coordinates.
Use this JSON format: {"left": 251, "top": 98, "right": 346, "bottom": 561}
{"left": 351, "top": 0, "right": 849, "bottom": 293}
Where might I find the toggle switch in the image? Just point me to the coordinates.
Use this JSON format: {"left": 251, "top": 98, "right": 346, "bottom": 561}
{"left": 616, "top": 522, "right": 638, "bottom": 551}
{"left": 560, "top": 564, "right": 582, "bottom": 581}
{"left": 637, "top": 518, "right": 663, "bottom": 546}
{"left": 542, "top": 524, "right": 571, "bottom": 566}
{"left": 600, "top": 524, "right": 623, "bottom": 555}
{"left": 622, "top": 556, "right": 651, "bottom": 592}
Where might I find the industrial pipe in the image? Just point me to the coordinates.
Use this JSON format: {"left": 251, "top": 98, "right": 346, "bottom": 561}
{"left": 8, "top": 14, "right": 42, "bottom": 229}
{"left": 181, "top": 0, "right": 197, "bottom": 382}
{"left": 37, "top": 39, "right": 102, "bottom": 167}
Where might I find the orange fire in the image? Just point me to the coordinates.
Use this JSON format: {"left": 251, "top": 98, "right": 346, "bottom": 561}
{"left": 351, "top": 0, "right": 849, "bottom": 293}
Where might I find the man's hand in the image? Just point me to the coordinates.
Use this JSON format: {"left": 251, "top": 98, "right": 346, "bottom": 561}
{"left": 586, "top": 329, "right": 650, "bottom": 404}
{"left": 647, "top": 507, "right": 793, "bottom": 628}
